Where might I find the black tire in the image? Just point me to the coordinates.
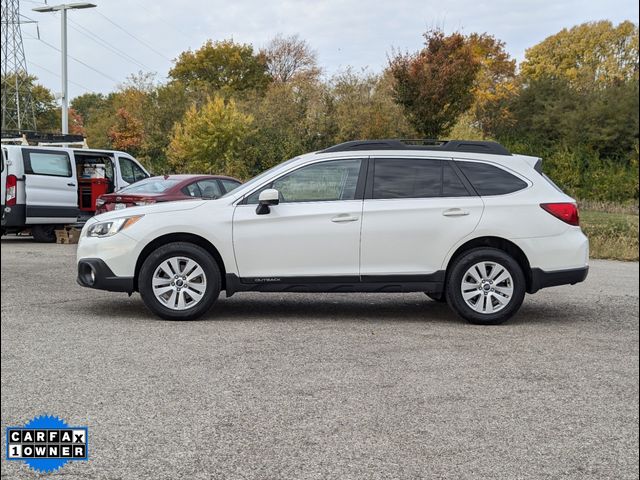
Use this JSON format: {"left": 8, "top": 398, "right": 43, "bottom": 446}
{"left": 425, "top": 292, "right": 447, "bottom": 303}
{"left": 31, "top": 225, "right": 57, "bottom": 243}
{"left": 446, "top": 247, "right": 526, "bottom": 325}
{"left": 138, "top": 242, "right": 221, "bottom": 321}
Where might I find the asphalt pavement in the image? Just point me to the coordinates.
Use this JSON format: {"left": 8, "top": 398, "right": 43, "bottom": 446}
{"left": 1, "top": 236, "right": 638, "bottom": 479}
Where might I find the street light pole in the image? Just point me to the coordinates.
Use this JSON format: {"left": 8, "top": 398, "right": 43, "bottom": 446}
{"left": 60, "top": 7, "right": 68, "bottom": 134}
{"left": 33, "top": 2, "right": 96, "bottom": 134}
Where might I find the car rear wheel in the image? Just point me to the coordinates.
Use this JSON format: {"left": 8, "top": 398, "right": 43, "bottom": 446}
{"left": 446, "top": 247, "right": 525, "bottom": 325}
{"left": 139, "top": 242, "right": 220, "bottom": 320}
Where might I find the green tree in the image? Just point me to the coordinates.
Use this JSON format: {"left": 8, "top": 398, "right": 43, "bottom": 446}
{"left": 70, "top": 92, "right": 108, "bottom": 126}
{"left": 520, "top": 20, "right": 639, "bottom": 90}
{"left": 31, "top": 82, "right": 60, "bottom": 132}
{"left": 82, "top": 94, "right": 116, "bottom": 149}
{"left": 239, "top": 77, "right": 335, "bottom": 173}
{"left": 167, "top": 96, "right": 254, "bottom": 178}
{"left": 330, "top": 69, "right": 415, "bottom": 142}
{"left": 169, "top": 39, "right": 271, "bottom": 96}
{"left": 1, "top": 74, "right": 60, "bottom": 132}
{"left": 388, "top": 30, "right": 481, "bottom": 137}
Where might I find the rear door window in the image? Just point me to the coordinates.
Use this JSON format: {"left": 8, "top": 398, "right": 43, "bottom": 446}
{"left": 370, "top": 158, "right": 474, "bottom": 199}
{"left": 183, "top": 183, "right": 202, "bottom": 197}
{"left": 196, "top": 180, "right": 223, "bottom": 198}
{"left": 457, "top": 161, "right": 527, "bottom": 196}
{"left": 372, "top": 159, "right": 442, "bottom": 199}
{"left": 442, "top": 163, "right": 469, "bottom": 197}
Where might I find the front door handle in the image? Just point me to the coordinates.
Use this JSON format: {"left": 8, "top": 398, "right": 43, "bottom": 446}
{"left": 331, "top": 214, "right": 359, "bottom": 223}
{"left": 442, "top": 208, "right": 470, "bottom": 217}
{"left": 67, "top": 183, "right": 76, "bottom": 187}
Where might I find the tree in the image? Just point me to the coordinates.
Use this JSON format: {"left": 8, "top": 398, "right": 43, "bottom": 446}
{"left": 238, "top": 77, "right": 334, "bottom": 173}
{"left": 466, "top": 33, "right": 518, "bottom": 136}
{"left": 108, "top": 107, "right": 145, "bottom": 153}
{"left": 1, "top": 74, "right": 60, "bottom": 132}
{"left": 520, "top": 20, "right": 639, "bottom": 90}
{"left": 169, "top": 39, "right": 271, "bottom": 95}
{"left": 330, "top": 69, "right": 415, "bottom": 142}
{"left": 30, "top": 82, "right": 60, "bottom": 132}
{"left": 263, "top": 34, "right": 321, "bottom": 83}
{"left": 388, "top": 30, "right": 481, "bottom": 137}
{"left": 68, "top": 108, "right": 85, "bottom": 135}
{"left": 70, "top": 92, "right": 108, "bottom": 126}
{"left": 167, "top": 96, "right": 254, "bottom": 178}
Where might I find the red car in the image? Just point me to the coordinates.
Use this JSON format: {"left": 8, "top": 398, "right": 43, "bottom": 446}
{"left": 95, "top": 174, "right": 242, "bottom": 214}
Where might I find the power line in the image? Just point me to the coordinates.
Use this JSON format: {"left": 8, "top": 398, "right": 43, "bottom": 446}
{"left": 128, "top": 0, "right": 193, "bottom": 43}
{"left": 24, "top": 32, "right": 120, "bottom": 83}
{"left": 28, "top": 60, "right": 93, "bottom": 92}
{"left": 67, "top": 17, "right": 151, "bottom": 71}
{"left": 94, "top": 10, "right": 172, "bottom": 62}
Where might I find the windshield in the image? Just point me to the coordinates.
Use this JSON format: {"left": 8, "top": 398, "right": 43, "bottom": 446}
{"left": 220, "top": 156, "right": 302, "bottom": 199}
{"left": 120, "top": 178, "right": 181, "bottom": 194}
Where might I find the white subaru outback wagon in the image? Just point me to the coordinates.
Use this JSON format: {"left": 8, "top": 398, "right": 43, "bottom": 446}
{"left": 77, "top": 140, "right": 589, "bottom": 325}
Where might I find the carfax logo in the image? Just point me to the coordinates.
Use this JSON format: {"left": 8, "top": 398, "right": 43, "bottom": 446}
{"left": 5, "top": 415, "right": 88, "bottom": 474}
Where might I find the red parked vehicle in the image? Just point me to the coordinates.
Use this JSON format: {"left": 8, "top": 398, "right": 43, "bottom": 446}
{"left": 95, "top": 174, "right": 242, "bottom": 214}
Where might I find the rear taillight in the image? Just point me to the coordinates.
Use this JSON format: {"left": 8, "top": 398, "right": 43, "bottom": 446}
{"left": 134, "top": 199, "right": 156, "bottom": 206}
{"left": 5, "top": 174, "right": 17, "bottom": 206}
{"left": 540, "top": 203, "right": 579, "bottom": 226}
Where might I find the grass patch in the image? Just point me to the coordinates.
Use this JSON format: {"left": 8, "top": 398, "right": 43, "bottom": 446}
{"left": 581, "top": 209, "right": 639, "bottom": 261}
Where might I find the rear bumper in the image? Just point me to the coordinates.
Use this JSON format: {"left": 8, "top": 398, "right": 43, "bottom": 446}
{"left": 1, "top": 204, "right": 26, "bottom": 228}
{"left": 77, "top": 258, "right": 134, "bottom": 293}
{"left": 528, "top": 266, "right": 589, "bottom": 294}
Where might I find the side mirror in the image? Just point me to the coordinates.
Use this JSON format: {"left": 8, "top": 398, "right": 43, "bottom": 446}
{"left": 256, "top": 188, "right": 279, "bottom": 215}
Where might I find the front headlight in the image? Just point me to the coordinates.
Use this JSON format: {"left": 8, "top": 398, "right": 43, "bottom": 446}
{"left": 86, "top": 215, "right": 143, "bottom": 238}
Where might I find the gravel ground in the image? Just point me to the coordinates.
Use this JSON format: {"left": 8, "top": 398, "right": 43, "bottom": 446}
{"left": 1, "top": 236, "right": 638, "bottom": 479}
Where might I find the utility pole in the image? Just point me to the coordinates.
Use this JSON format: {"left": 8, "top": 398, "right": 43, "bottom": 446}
{"left": 1, "top": 0, "right": 38, "bottom": 131}
{"left": 33, "top": 2, "right": 96, "bottom": 134}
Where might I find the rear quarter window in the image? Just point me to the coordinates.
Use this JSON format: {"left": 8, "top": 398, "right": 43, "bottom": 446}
{"left": 457, "top": 161, "right": 527, "bottom": 196}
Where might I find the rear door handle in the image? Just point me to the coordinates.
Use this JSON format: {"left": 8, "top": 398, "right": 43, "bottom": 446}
{"left": 67, "top": 183, "right": 76, "bottom": 187}
{"left": 331, "top": 214, "right": 359, "bottom": 223}
{"left": 442, "top": 208, "right": 470, "bottom": 217}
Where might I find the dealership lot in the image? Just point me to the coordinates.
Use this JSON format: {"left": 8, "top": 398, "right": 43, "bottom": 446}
{"left": 1, "top": 237, "right": 638, "bottom": 479}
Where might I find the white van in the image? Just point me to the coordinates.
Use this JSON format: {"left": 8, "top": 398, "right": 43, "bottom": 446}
{"left": 1, "top": 145, "right": 150, "bottom": 242}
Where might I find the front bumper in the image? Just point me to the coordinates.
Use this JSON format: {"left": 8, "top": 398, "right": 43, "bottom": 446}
{"left": 77, "top": 258, "right": 134, "bottom": 293}
{"left": 528, "top": 266, "right": 589, "bottom": 294}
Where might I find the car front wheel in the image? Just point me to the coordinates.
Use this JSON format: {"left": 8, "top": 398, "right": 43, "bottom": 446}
{"left": 139, "top": 242, "right": 221, "bottom": 320}
{"left": 446, "top": 247, "right": 526, "bottom": 325}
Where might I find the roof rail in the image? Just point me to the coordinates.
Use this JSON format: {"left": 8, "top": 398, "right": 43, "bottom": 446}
{"left": 1, "top": 130, "right": 88, "bottom": 148}
{"left": 319, "top": 139, "right": 511, "bottom": 156}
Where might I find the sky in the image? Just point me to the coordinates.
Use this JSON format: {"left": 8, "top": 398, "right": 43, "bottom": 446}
{"left": 17, "top": 0, "right": 640, "bottom": 101}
